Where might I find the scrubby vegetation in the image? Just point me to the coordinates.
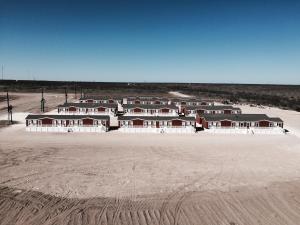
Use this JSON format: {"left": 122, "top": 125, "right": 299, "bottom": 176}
{"left": 1, "top": 80, "right": 299, "bottom": 111}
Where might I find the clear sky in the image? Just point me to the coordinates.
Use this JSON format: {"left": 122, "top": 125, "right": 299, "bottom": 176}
{"left": 0, "top": 0, "right": 299, "bottom": 84}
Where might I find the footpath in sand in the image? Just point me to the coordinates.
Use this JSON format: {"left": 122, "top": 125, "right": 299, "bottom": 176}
{"left": 0, "top": 92, "right": 300, "bottom": 225}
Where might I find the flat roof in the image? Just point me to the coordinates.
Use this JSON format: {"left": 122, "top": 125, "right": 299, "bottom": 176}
{"left": 26, "top": 114, "right": 110, "bottom": 120}
{"left": 127, "top": 96, "right": 169, "bottom": 101}
{"left": 58, "top": 102, "right": 117, "bottom": 108}
{"left": 79, "top": 96, "right": 122, "bottom": 100}
{"left": 118, "top": 116, "right": 195, "bottom": 121}
{"left": 170, "top": 98, "right": 213, "bottom": 102}
{"left": 123, "top": 104, "right": 178, "bottom": 109}
{"left": 200, "top": 114, "right": 283, "bottom": 122}
{"left": 186, "top": 105, "right": 241, "bottom": 110}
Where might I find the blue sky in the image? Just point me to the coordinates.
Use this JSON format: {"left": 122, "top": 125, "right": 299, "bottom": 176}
{"left": 0, "top": 0, "right": 299, "bottom": 84}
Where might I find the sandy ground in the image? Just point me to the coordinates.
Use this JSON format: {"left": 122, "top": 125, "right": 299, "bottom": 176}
{"left": 0, "top": 92, "right": 74, "bottom": 116}
{"left": 169, "top": 91, "right": 193, "bottom": 98}
{"left": 237, "top": 104, "right": 300, "bottom": 137}
{"left": 0, "top": 93, "right": 300, "bottom": 225}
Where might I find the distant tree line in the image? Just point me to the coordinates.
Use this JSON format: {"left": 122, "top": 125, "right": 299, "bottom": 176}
{"left": 1, "top": 80, "right": 299, "bottom": 111}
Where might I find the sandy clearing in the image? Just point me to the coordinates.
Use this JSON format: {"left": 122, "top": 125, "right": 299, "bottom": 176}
{"left": 1, "top": 121, "right": 300, "bottom": 200}
{"left": 237, "top": 104, "right": 300, "bottom": 138}
{"left": 1, "top": 180, "right": 300, "bottom": 225}
{"left": 1, "top": 92, "right": 300, "bottom": 225}
{"left": 0, "top": 92, "right": 73, "bottom": 116}
{"left": 169, "top": 91, "right": 193, "bottom": 98}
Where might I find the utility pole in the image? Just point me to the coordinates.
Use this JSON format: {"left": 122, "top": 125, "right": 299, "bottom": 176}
{"left": 65, "top": 87, "right": 68, "bottom": 103}
{"left": 41, "top": 88, "right": 45, "bottom": 112}
{"left": 6, "top": 91, "right": 13, "bottom": 123}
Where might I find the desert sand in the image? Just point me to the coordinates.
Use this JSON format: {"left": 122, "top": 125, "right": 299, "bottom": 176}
{"left": 0, "top": 93, "right": 300, "bottom": 225}
{"left": 169, "top": 91, "right": 193, "bottom": 98}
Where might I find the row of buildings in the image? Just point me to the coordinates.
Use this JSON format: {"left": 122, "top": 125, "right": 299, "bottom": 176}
{"left": 79, "top": 96, "right": 215, "bottom": 106}
{"left": 25, "top": 96, "right": 284, "bottom": 134}
{"left": 57, "top": 102, "right": 240, "bottom": 116}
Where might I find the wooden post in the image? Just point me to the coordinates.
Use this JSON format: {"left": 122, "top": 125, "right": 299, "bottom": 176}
{"left": 6, "top": 91, "right": 9, "bottom": 122}
{"left": 65, "top": 87, "right": 68, "bottom": 103}
{"left": 6, "top": 91, "right": 12, "bottom": 123}
{"left": 41, "top": 88, "right": 45, "bottom": 112}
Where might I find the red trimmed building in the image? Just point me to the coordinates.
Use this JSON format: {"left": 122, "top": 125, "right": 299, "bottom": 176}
{"left": 118, "top": 116, "right": 195, "bottom": 133}
{"left": 79, "top": 96, "right": 122, "bottom": 104}
{"left": 25, "top": 114, "right": 110, "bottom": 132}
{"left": 58, "top": 103, "right": 117, "bottom": 115}
{"left": 182, "top": 105, "right": 241, "bottom": 116}
{"left": 197, "top": 114, "right": 283, "bottom": 129}
{"left": 122, "top": 104, "right": 178, "bottom": 116}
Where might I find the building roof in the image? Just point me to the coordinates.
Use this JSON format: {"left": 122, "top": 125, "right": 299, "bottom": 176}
{"left": 79, "top": 96, "right": 122, "bottom": 101}
{"left": 269, "top": 117, "right": 284, "bottom": 122}
{"left": 170, "top": 97, "right": 213, "bottom": 102}
{"left": 57, "top": 102, "right": 117, "bottom": 108}
{"left": 26, "top": 114, "right": 110, "bottom": 120}
{"left": 127, "top": 96, "right": 170, "bottom": 101}
{"left": 123, "top": 104, "right": 178, "bottom": 109}
{"left": 118, "top": 116, "right": 195, "bottom": 121}
{"left": 186, "top": 105, "right": 241, "bottom": 110}
{"left": 200, "top": 114, "right": 283, "bottom": 122}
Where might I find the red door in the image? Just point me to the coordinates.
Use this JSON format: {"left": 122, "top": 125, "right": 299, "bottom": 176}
{"left": 259, "top": 120, "right": 270, "bottom": 127}
{"left": 156, "top": 121, "right": 159, "bottom": 128}
{"left": 98, "top": 107, "right": 106, "bottom": 112}
{"left": 161, "top": 108, "right": 169, "bottom": 113}
{"left": 224, "top": 110, "right": 232, "bottom": 114}
{"left": 172, "top": 119, "right": 182, "bottom": 127}
{"left": 220, "top": 120, "right": 231, "bottom": 127}
{"left": 82, "top": 118, "right": 94, "bottom": 126}
{"left": 133, "top": 119, "right": 144, "bottom": 127}
{"left": 41, "top": 118, "right": 53, "bottom": 126}
{"left": 69, "top": 107, "right": 77, "bottom": 112}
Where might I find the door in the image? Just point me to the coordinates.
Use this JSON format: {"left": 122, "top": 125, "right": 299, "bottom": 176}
{"left": 220, "top": 120, "right": 231, "bottom": 127}
{"left": 172, "top": 119, "right": 183, "bottom": 127}
{"left": 133, "top": 119, "right": 144, "bottom": 127}
{"left": 224, "top": 110, "right": 232, "bottom": 114}
{"left": 82, "top": 118, "right": 94, "bottom": 126}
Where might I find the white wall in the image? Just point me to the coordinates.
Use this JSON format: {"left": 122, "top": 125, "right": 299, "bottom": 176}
{"left": 26, "top": 126, "right": 107, "bottom": 133}
{"left": 119, "top": 127, "right": 195, "bottom": 133}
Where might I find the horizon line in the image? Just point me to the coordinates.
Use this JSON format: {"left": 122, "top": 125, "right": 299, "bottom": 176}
{"left": 0, "top": 79, "right": 299, "bottom": 86}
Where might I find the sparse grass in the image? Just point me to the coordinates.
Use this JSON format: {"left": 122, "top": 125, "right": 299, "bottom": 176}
{"left": 1, "top": 80, "right": 300, "bottom": 111}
